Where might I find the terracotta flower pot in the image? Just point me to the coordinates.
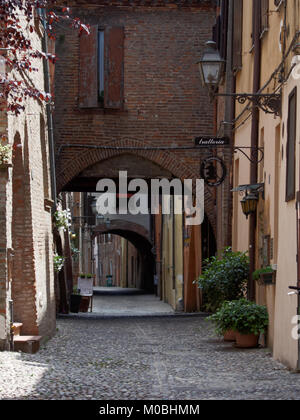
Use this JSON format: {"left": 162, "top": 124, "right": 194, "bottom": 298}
{"left": 223, "top": 330, "right": 236, "bottom": 342}
{"left": 235, "top": 332, "right": 259, "bottom": 348}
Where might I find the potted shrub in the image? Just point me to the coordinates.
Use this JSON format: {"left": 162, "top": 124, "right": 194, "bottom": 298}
{"left": 208, "top": 301, "right": 238, "bottom": 342}
{"left": 195, "top": 247, "right": 249, "bottom": 313}
{"left": 231, "top": 299, "right": 269, "bottom": 348}
{"left": 253, "top": 266, "right": 275, "bottom": 285}
{"left": 70, "top": 286, "right": 82, "bottom": 313}
{"left": 53, "top": 205, "right": 72, "bottom": 232}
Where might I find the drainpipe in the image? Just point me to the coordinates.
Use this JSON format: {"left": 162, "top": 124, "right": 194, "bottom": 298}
{"left": 223, "top": 0, "right": 235, "bottom": 247}
{"left": 9, "top": 299, "right": 14, "bottom": 351}
{"left": 296, "top": 193, "right": 300, "bottom": 371}
{"left": 41, "top": 10, "right": 57, "bottom": 208}
{"left": 248, "top": 0, "right": 261, "bottom": 301}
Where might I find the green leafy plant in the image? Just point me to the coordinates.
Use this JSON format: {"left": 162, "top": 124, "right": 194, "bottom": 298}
{"left": 53, "top": 253, "right": 65, "bottom": 273}
{"left": 0, "top": 143, "right": 12, "bottom": 166}
{"left": 208, "top": 300, "right": 247, "bottom": 336}
{"left": 72, "top": 286, "right": 80, "bottom": 295}
{"left": 71, "top": 245, "right": 80, "bottom": 261}
{"left": 231, "top": 299, "right": 269, "bottom": 336}
{"left": 53, "top": 205, "right": 72, "bottom": 232}
{"left": 195, "top": 247, "right": 249, "bottom": 312}
{"left": 209, "top": 299, "right": 269, "bottom": 337}
{"left": 253, "top": 266, "right": 274, "bottom": 281}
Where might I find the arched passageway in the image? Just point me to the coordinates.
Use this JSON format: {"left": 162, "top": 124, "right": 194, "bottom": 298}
{"left": 57, "top": 152, "right": 217, "bottom": 314}
{"left": 92, "top": 228, "right": 155, "bottom": 293}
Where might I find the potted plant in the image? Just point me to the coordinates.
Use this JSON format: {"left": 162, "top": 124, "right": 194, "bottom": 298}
{"left": 195, "top": 248, "right": 249, "bottom": 312}
{"left": 253, "top": 266, "right": 275, "bottom": 285}
{"left": 53, "top": 205, "right": 72, "bottom": 232}
{"left": 70, "top": 286, "right": 82, "bottom": 313}
{"left": 231, "top": 299, "right": 269, "bottom": 348}
{"left": 208, "top": 301, "right": 238, "bottom": 341}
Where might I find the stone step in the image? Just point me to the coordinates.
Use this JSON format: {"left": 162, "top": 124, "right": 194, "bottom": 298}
{"left": 13, "top": 335, "right": 42, "bottom": 354}
{"left": 12, "top": 322, "right": 23, "bottom": 336}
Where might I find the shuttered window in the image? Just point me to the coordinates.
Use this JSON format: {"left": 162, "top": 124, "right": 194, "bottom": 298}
{"left": 104, "top": 26, "right": 124, "bottom": 109}
{"left": 286, "top": 88, "right": 297, "bottom": 202}
{"left": 79, "top": 26, "right": 124, "bottom": 109}
{"left": 232, "top": 0, "right": 243, "bottom": 72}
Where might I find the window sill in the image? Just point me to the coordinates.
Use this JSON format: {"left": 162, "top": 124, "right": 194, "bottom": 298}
{"left": 75, "top": 106, "right": 128, "bottom": 115}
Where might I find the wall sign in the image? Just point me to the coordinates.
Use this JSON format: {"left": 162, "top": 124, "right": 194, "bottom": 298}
{"left": 200, "top": 157, "right": 227, "bottom": 187}
{"left": 195, "top": 137, "right": 230, "bottom": 148}
{"left": 78, "top": 277, "right": 94, "bottom": 296}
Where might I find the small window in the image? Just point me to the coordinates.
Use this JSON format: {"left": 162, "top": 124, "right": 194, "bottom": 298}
{"left": 98, "top": 30, "right": 105, "bottom": 105}
{"left": 79, "top": 26, "right": 124, "bottom": 109}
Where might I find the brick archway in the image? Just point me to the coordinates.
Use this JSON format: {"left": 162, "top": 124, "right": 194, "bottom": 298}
{"left": 56, "top": 138, "right": 216, "bottom": 233}
{"left": 92, "top": 220, "right": 155, "bottom": 292}
{"left": 92, "top": 220, "right": 151, "bottom": 246}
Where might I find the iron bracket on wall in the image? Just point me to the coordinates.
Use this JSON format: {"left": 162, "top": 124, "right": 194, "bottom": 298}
{"left": 233, "top": 146, "right": 264, "bottom": 164}
{"left": 216, "top": 92, "right": 282, "bottom": 116}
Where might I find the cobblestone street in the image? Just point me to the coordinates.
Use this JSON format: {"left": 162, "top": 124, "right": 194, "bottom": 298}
{"left": 1, "top": 313, "right": 300, "bottom": 400}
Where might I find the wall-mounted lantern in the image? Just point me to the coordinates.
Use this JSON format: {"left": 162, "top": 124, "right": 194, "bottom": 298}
{"left": 232, "top": 184, "right": 264, "bottom": 219}
{"left": 240, "top": 192, "right": 259, "bottom": 219}
{"left": 198, "top": 41, "right": 225, "bottom": 90}
{"left": 198, "top": 41, "right": 281, "bottom": 116}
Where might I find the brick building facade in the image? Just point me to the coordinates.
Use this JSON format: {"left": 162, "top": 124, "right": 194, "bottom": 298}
{"left": 0, "top": 15, "right": 56, "bottom": 349}
{"left": 53, "top": 0, "right": 221, "bottom": 311}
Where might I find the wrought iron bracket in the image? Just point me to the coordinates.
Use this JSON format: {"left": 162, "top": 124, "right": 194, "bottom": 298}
{"left": 216, "top": 92, "right": 282, "bottom": 116}
{"left": 233, "top": 146, "right": 264, "bottom": 164}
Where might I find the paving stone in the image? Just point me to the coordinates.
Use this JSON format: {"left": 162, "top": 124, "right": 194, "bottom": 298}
{"left": 0, "top": 315, "right": 300, "bottom": 400}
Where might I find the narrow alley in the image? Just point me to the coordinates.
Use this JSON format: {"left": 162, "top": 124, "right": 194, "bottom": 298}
{"left": 0, "top": 314, "right": 299, "bottom": 400}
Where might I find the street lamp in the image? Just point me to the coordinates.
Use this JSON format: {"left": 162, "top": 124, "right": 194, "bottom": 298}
{"left": 198, "top": 40, "right": 281, "bottom": 116}
{"left": 240, "top": 192, "right": 259, "bottom": 219}
{"left": 198, "top": 41, "right": 225, "bottom": 91}
{"left": 231, "top": 184, "right": 264, "bottom": 219}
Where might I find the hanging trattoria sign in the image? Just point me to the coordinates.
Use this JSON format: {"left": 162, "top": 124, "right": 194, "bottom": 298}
{"left": 195, "top": 136, "right": 230, "bottom": 148}
{"left": 200, "top": 156, "right": 227, "bottom": 187}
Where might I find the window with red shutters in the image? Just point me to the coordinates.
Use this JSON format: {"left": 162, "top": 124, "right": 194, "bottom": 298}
{"left": 79, "top": 25, "right": 124, "bottom": 109}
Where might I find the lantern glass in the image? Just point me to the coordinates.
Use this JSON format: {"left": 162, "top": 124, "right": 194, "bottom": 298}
{"left": 198, "top": 41, "right": 224, "bottom": 87}
{"left": 241, "top": 193, "right": 258, "bottom": 218}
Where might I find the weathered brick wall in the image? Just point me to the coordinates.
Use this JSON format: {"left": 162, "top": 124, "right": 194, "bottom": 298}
{"left": 0, "top": 15, "right": 56, "bottom": 346}
{"left": 54, "top": 1, "right": 217, "bottom": 231}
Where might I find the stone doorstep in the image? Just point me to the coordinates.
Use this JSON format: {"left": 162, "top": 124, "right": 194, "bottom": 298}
{"left": 12, "top": 322, "right": 23, "bottom": 336}
{"left": 13, "top": 336, "right": 42, "bottom": 354}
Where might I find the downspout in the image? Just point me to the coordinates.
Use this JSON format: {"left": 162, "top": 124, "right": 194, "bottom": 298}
{"left": 248, "top": 0, "right": 261, "bottom": 301}
{"left": 224, "top": 0, "right": 235, "bottom": 247}
{"left": 41, "top": 10, "right": 57, "bottom": 208}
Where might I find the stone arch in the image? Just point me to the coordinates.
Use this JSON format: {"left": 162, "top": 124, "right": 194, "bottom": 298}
{"left": 92, "top": 222, "right": 155, "bottom": 292}
{"left": 56, "top": 138, "right": 216, "bottom": 233}
{"left": 92, "top": 220, "right": 151, "bottom": 245}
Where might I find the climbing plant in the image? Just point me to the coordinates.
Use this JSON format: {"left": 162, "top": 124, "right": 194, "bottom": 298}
{"left": 0, "top": 1, "right": 89, "bottom": 115}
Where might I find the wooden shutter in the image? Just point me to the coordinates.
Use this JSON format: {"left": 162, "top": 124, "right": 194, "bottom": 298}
{"left": 48, "top": 38, "right": 55, "bottom": 96}
{"left": 219, "top": 0, "right": 228, "bottom": 60}
{"left": 232, "top": 0, "right": 243, "bottom": 71}
{"left": 260, "top": 0, "right": 269, "bottom": 35}
{"left": 79, "top": 25, "right": 98, "bottom": 108}
{"left": 104, "top": 26, "right": 124, "bottom": 109}
{"left": 286, "top": 88, "right": 297, "bottom": 202}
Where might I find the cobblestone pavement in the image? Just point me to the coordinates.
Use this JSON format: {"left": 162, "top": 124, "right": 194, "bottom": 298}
{"left": 86, "top": 288, "right": 176, "bottom": 316}
{"left": 1, "top": 315, "right": 300, "bottom": 400}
